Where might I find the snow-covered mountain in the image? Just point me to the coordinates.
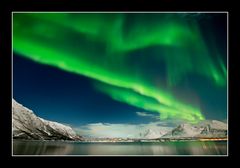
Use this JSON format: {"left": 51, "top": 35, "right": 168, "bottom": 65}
{"left": 139, "top": 128, "right": 169, "bottom": 139}
{"left": 162, "top": 120, "right": 227, "bottom": 138}
{"left": 196, "top": 120, "right": 227, "bottom": 138}
{"left": 12, "top": 99, "right": 81, "bottom": 140}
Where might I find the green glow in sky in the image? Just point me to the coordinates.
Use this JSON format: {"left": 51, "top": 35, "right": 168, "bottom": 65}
{"left": 94, "top": 82, "right": 204, "bottom": 121}
{"left": 13, "top": 13, "right": 227, "bottom": 122}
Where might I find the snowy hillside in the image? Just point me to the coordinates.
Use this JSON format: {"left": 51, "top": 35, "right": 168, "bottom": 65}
{"left": 162, "top": 120, "right": 227, "bottom": 138}
{"left": 12, "top": 99, "right": 81, "bottom": 140}
{"left": 139, "top": 128, "right": 169, "bottom": 139}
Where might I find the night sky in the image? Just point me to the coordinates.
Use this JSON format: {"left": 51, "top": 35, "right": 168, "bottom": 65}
{"left": 13, "top": 13, "right": 227, "bottom": 133}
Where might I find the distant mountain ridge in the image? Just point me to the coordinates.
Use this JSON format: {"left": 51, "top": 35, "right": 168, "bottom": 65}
{"left": 139, "top": 128, "right": 169, "bottom": 139}
{"left": 12, "top": 99, "right": 82, "bottom": 140}
{"left": 162, "top": 120, "right": 227, "bottom": 139}
{"left": 12, "top": 99, "right": 227, "bottom": 140}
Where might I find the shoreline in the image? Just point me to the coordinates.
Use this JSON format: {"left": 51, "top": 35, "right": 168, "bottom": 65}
{"left": 13, "top": 138, "right": 228, "bottom": 143}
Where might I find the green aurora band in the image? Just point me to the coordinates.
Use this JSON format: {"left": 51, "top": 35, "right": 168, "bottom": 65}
{"left": 13, "top": 13, "right": 227, "bottom": 122}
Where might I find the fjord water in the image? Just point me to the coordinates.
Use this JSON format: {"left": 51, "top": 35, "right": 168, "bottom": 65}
{"left": 13, "top": 140, "right": 227, "bottom": 155}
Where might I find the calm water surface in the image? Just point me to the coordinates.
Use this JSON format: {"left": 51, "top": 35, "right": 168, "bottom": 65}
{"left": 13, "top": 140, "right": 227, "bottom": 155}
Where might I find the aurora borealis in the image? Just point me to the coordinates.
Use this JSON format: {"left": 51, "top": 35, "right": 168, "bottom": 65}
{"left": 13, "top": 13, "right": 227, "bottom": 124}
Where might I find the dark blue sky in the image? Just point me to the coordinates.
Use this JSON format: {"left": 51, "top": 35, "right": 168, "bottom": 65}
{"left": 13, "top": 55, "right": 160, "bottom": 126}
{"left": 13, "top": 52, "right": 227, "bottom": 126}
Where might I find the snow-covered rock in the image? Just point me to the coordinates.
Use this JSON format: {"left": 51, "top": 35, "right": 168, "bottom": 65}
{"left": 197, "top": 120, "right": 227, "bottom": 138}
{"left": 12, "top": 99, "right": 81, "bottom": 140}
{"left": 139, "top": 128, "right": 169, "bottom": 139}
{"left": 162, "top": 120, "right": 227, "bottom": 138}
